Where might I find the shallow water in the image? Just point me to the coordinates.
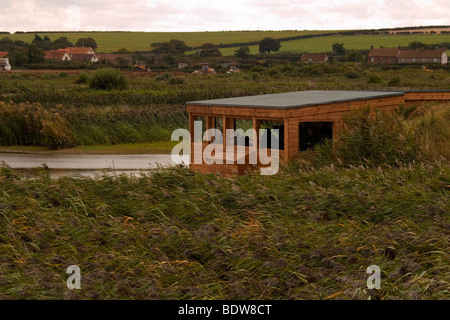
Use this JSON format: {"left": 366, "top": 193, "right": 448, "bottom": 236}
{"left": 0, "top": 153, "right": 182, "bottom": 178}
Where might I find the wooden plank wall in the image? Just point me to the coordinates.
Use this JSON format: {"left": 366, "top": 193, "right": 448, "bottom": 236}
{"left": 284, "top": 95, "right": 405, "bottom": 159}
{"left": 404, "top": 91, "right": 450, "bottom": 105}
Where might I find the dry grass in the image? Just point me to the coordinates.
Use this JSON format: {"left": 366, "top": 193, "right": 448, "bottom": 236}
{"left": 0, "top": 163, "right": 448, "bottom": 300}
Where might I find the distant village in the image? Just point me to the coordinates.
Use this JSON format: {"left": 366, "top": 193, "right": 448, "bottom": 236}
{"left": 0, "top": 33, "right": 449, "bottom": 72}
{"left": 300, "top": 47, "right": 448, "bottom": 65}
{"left": 0, "top": 47, "right": 133, "bottom": 64}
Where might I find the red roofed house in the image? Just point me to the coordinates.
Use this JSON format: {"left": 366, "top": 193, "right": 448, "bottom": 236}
{"left": 69, "top": 53, "right": 99, "bottom": 63}
{"left": 300, "top": 53, "right": 329, "bottom": 63}
{"left": 63, "top": 47, "right": 98, "bottom": 63}
{"left": 61, "top": 47, "right": 99, "bottom": 63}
{"left": 0, "top": 51, "right": 8, "bottom": 58}
{"left": 45, "top": 50, "right": 71, "bottom": 61}
{"left": 367, "top": 47, "right": 401, "bottom": 64}
{"left": 64, "top": 47, "right": 96, "bottom": 55}
{"left": 398, "top": 48, "right": 448, "bottom": 65}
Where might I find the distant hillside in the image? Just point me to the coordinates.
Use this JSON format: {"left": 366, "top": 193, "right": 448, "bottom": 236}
{"left": 5, "top": 30, "right": 326, "bottom": 53}
{"left": 220, "top": 34, "right": 450, "bottom": 56}
{"left": 3, "top": 26, "right": 450, "bottom": 56}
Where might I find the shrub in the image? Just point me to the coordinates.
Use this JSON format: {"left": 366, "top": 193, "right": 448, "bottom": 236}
{"left": 155, "top": 72, "right": 171, "bottom": 81}
{"left": 344, "top": 70, "right": 360, "bottom": 79}
{"left": 74, "top": 71, "right": 91, "bottom": 84}
{"left": 0, "top": 102, "right": 76, "bottom": 149}
{"left": 88, "top": 68, "right": 128, "bottom": 90}
{"left": 311, "top": 105, "right": 418, "bottom": 167}
{"left": 168, "top": 76, "right": 185, "bottom": 85}
{"left": 41, "top": 73, "right": 56, "bottom": 80}
{"left": 410, "top": 104, "right": 450, "bottom": 160}
{"left": 367, "top": 73, "right": 382, "bottom": 84}
{"left": 250, "top": 65, "right": 265, "bottom": 73}
{"left": 388, "top": 76, "right": 401, "bottom": 86}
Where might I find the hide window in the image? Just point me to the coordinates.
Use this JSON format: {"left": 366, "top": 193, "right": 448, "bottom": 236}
{"left": 194, "top": 116, "right": 206, "bottom": 142}
{"left": 299, "top": 122, "right": 333, "bottom": 151}
{"left": 259, "top": 121, "right": 284, "bottom": 150}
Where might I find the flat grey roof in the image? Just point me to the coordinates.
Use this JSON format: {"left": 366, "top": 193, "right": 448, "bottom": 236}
{"left": 187, "top": 90, "right": 405, "bottom": 110}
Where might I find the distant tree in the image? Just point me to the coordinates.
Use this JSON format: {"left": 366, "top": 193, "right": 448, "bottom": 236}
{"left": 116, "top": 57, "right": 131, "bottom": 68}
{"left": 115, "top": 48, "right": 132, "bottom": 54}
{"left": 27, "top": 44, "right": 45, "bottom": 64}
{"left": 134, "top": 53, "right": 154, "bottom": 65}
{"left": 168, "top": 39, "right": 189, "bottom": 55}
{"left": 52, "top": 37, "right": 74, "bottom": 49}
{"left": 32, "top": 34, "right": 43, "bottom": 43}
{"left": 8, "top": 44, "right": 45, "bottom": 65}
{"left": 151, "top": 39, "right": 190, "bottom": 55}
{"left": 234, "top": 46, "right": 251, "bottom": 58}
{"left": 32, "top": 34, "right": 52, "bottom": 50}
{"left": 76, "top": 37, "right": 98, "bottom": 49}
{"left": 344, "top": 49, "right": 365, "bottom": 62}
{"left": 408, "top": 41, "right": 430, "bottom": 50}
{"left": 8, "top": 47, "right": 29, "bottom": 66}
{"left": 0, "top": 37, "right": 16, "bottom": 51}
{"left": 14, "top": 40, "right": 26, "bottom": 47}
{"left": 258, "top": 37, "right": 281, "bottom": 54}
{"left": 332, "top": 42, "right": 347, "bottom": 55}
{"left": 198, "top": 43, "right": 222, "bottom": 57}
{"left": 163, "top": 53, "right": 176, "bottom": 66}
{"left": 151, "top": 42, "right": 171, "bottom": 54}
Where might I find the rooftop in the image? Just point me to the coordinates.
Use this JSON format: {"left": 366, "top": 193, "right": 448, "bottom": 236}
{"left": 187, "top": 90, "right": 405, "bottom": 110}
{"left": 399, "top": 48, "right": 446, "bottom": 58}
{"left": 368, "top": 48, "right": 401, "bottom": 57}
{"left": 64, "top": 47, "right": 94, "bottom": 54}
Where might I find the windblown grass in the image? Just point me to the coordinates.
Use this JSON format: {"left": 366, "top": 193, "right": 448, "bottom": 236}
{"left": 0, "top": 162, "right": 448, "bottom": 299}
{"left": 0, "top": 102, "right": 188, "bottom": 148}
{"left": 409, "top": 103, "right": 450, "bottom": 161}
{"left": 1, "top": 66, "right": 450, "bottom": 149}
{"left": 0, "top": 66, "right": 449, "bottom": 300}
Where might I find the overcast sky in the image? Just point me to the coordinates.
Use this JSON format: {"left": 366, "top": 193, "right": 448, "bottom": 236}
{"left": 0, "top": 0, "right": 449, "bottom": 32}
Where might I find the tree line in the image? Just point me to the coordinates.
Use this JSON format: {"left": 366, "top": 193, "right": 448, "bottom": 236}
{"left": 0, "top": 34, "right": 98, "bottom": 66}
{"left": 148, "top": 37, "right": 282, "bottom": 58}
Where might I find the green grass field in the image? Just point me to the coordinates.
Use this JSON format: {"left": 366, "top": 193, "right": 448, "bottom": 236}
{"left": 5, "top": 30, "right": 450, "bottom": 56}
{"left": 220, "top": 34, "right": 450, "bottom": 55}
{"left": 6, "top": 30, "right": 325, "bottom": 53}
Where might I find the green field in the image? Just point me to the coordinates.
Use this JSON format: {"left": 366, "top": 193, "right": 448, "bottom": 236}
{"left": 220, "top": 34, "right": 450, "bottom": 55}
{"left": 6, "top": 30, "right": 325, "bottom": 53}
{"left": 6, "top": 30, "right": 450, "bottom": 56}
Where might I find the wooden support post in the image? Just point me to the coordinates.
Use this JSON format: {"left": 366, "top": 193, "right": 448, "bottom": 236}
{"left": 253, "top": 118, "right": 260, "bottom": 164}
{"left": 283, "top": 119, "right": 288, "bottom": 161}
{"left": 223, "top": 115, "right": 228, "bottom": 154}
{"left": 205, "top": 116, "right": 214, "bottom": 142}
{"left": 189, "top": 113, "right": 195, "bottom": 164}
